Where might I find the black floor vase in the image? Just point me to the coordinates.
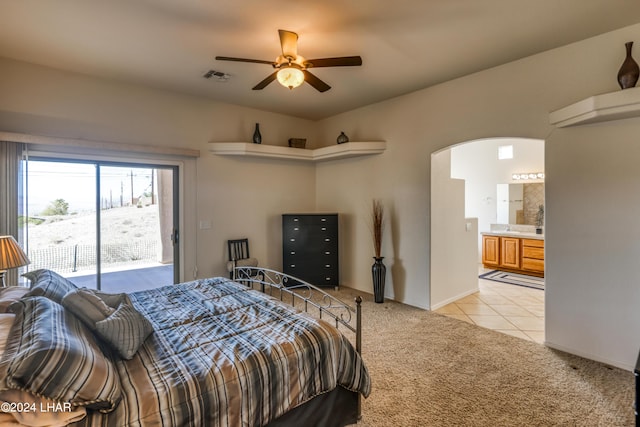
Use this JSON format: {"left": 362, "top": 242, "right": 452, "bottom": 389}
{"left": 372, "top": 257, "right": 386, "bottom": 303}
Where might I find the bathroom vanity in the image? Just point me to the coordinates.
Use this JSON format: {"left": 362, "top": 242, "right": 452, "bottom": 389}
{"left": 481, "top": 229, "right": 544, "bottom": 277}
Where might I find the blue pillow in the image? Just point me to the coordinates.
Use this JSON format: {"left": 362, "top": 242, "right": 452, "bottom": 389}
{"left": 94, "top": 298, "right": 153, "bottom": 360}
{"left": 22, "top": 269, "right": 78, "bottom": 304}
{"left": 0, "top": 296, "right": 122, "bottom": 412}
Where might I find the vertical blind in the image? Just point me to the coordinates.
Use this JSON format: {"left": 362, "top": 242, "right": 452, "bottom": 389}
{"left": 0, "top": 141, "right": 25, "bottom": 286}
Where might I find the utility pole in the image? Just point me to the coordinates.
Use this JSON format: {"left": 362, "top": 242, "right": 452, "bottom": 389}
{"left": 151, "top": 169, "right": 155, "bottom": 205}
{"left": 130, "top": 170, "right": 134, "bottom": 206}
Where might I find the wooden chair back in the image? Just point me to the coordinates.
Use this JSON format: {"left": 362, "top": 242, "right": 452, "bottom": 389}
{"left": 228, "top": 238, "right": 250, "bottom": 262}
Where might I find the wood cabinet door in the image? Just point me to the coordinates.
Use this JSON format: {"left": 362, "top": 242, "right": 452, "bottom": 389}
{"left": 500, "top": 237, "right": 521, "bottom": 269}
{"left": 482, "top": 235, "right": 500, "bottom": 267}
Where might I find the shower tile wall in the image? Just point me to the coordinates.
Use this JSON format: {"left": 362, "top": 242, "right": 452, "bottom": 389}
{"left": 523, "top": 183, "right": 544, "bottom": 225}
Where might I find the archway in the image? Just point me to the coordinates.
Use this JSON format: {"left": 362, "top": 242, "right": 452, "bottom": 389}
{"left": 430, "top": 137, "right": 544, "bottom": 342}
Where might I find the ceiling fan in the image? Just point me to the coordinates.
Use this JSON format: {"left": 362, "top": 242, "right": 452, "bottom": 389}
{"left": 215, "top": 29, "right": 362, "bottom": 92}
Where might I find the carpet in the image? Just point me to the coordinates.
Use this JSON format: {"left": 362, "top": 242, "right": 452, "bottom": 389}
{"left": 323, "top": 287, "right": 633, "bottom": 427}
{"left": 479, "top": 269, "right": 544, "bottom": 290}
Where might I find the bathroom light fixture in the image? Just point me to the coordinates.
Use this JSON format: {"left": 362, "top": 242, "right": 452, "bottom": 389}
{"left": 277, "top": 66, "right": 304, "bottom": 89}
{"left": 512, "top": 172, "right": 545, "bottom": 180}
{"left": 0, "top": 235, "right": 30, "bottom": 287}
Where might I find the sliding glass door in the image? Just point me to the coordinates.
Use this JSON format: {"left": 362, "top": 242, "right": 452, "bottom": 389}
{"left": 23, "top": 160, "right": 99, "bottom": 285}
{"left": 21, "top": 159, "right": 178, "bottom": 291}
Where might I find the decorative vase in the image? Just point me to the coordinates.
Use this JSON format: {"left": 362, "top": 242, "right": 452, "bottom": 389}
{"left": 336, "top": 131, "right": 349, "bottom": 144}
{"left": 252, "top": 123, "right": 262, "bottom": 144}
{"left": 372, "top": 257, "right": 386, "bottom": 303}
{"left": 617, "top": 41, "right": 640, "bottom": 89}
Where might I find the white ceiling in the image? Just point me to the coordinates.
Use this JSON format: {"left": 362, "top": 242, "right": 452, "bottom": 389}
{"left": 2, "top": 1, "right": 640, "bottom": 120}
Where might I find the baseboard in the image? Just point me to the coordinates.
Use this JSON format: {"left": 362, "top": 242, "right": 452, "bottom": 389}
{"left": 430, "top": 287, "right": 479, "bottom": 311}
{"left": 544, "top": 340, "right": 633, "bottom": 372}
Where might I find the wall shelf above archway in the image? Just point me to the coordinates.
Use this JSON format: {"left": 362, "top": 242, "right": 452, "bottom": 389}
{"left": 550, "top": 87, "right": 640, "bottom": 127}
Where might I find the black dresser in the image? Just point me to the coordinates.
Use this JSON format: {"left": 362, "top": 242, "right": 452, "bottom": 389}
{"left": 282, "top": 213, "right": 339, "bottom": 288}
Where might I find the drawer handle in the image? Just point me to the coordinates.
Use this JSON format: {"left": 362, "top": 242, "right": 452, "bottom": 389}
{"left": 293, "top": 218, "right": 299, "bottom": 221}
{"left": 325, "top": 264, "right": 331, "bottom": 268}
{"left": 294, "top": 227, "right": 299, "bottom": 231}
{"left": 321, "top": 218, "right": 327, "bottom": 222}
{"left": 325, "top": 277, "right": 331, "bottom": 281}
{"left": 290, "top": 251, "right": 296, "bottom": 255}
{"left": 290, "top": 264, "right": 296, "bottom": 268}
{"left": 321, "top": 227, "right": 327, "bottom": 231}
{"left": 324, "top": 238, "right": 330, "bottom": 242}
{"left": 325, "top": 251, "right": 331, "bottom": 255}
{"left": 290, "top": 238, "right": 295, "bottom": 242}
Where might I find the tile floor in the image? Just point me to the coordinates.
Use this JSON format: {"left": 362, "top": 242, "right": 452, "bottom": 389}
{"left": 434, "top": 268, "right": 545, "bottom": 343}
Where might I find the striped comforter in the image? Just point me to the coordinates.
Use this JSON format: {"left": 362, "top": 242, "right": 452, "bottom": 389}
{"left": 75, "top": 277, "right": 370, "bottom": 427}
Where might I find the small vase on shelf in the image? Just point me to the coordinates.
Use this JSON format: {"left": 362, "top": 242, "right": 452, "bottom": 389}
{"left": 617, "top": 41, "right": 640, "bottom": 89}
{"left": 252, "top": 123, "right": 262, "bottom": 144}
{"left": 336, "top": 132, "right": 349, "bottom": 144}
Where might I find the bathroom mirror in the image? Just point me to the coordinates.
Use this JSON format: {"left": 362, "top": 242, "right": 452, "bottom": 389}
{"left": 496, "top": 183, "right": 544, "bottom": 226}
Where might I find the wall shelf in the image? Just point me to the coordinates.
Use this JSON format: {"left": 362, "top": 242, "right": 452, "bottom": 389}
{"left": 208, "top": 141, "right": 386, "bottom": 162}
{"left": 550, "top": 87, "right": 640, "bottom": 127}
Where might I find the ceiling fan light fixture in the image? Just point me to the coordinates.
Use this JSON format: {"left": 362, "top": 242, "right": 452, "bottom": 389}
{"left": 216, "top": 30, "right": 361, "bottom": 92}
{"left": 277, "top": 66, "right": 304, "bottom": 89}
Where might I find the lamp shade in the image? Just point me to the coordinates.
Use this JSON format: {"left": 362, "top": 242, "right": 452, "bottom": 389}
{"left": 0, "top": 236, "right": 30, "bottom": 271}
{"left": 277, "top": 67, "right": 304, "bottom": 89}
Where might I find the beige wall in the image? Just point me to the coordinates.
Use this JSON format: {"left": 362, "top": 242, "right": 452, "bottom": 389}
{"left": 316, "top": 23, "right": 640, "bottom": 369}
{"left": 0, "top": 57, "right": 319, "bottom": 281}
{"left": 546, "top": 119, "right": 640, "bottom": 369}
{"left": 2, "top": 20, "right": 640, "bottom": 370}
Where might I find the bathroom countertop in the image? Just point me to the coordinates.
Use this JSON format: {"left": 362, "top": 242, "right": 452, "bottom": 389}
{"left": 481, "top": 230, "right": 544, "bottom": 240}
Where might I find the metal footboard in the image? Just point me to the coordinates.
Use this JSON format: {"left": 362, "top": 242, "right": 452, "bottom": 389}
{"left": 233, "top": 266, "right": 363, "bottom": 354}
{"left": 233, "top": 266, "right": 364, "bottom": 420}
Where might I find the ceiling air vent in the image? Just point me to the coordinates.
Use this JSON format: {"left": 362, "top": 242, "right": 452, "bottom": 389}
{"left": 202, "top": 70, "right": 230, "bottom": 82}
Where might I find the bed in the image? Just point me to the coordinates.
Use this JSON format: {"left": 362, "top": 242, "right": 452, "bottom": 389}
{"left": 0, "top": 267, "right": 370, "bottom": 427}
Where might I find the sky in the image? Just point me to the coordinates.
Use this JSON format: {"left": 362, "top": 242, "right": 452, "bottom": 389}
{"left": 24, "top": 160, "right": 158, "bottom": 215}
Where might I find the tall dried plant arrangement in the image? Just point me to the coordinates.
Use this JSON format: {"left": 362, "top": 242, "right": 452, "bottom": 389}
{"left": 371, "top": 199, "right": 384, "bottom": 258}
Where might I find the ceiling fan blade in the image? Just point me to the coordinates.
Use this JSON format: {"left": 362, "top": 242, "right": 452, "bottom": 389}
{"left": 278, "top": 29, "right": 298, "bottom": 59}
{"left": 252, "top": 71, "right": 278, "bottom": 90}
{"left": 215, "top": 56, "right": 275, "bottom": 66}
{"left": 302, "top": 70, "right": 331, "bottom": 93}
{"left": 305, "top": 56, "right": 363, "bottom": 68}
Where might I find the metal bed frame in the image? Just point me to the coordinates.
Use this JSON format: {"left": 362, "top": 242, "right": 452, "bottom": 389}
{"left": 233, "top": 266, "right": 363, "bottom": 420}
